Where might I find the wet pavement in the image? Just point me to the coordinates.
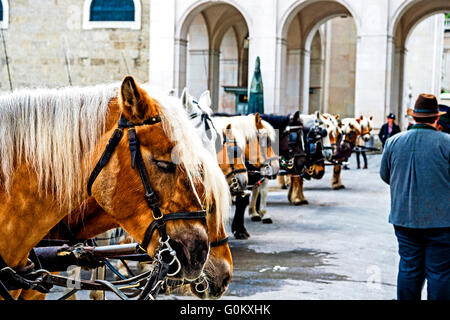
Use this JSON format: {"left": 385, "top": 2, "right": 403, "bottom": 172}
{"left": 46, "top": 154, "right": 402, "bottom": 300}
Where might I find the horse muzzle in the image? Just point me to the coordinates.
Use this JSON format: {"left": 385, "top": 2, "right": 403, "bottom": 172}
{"left": 230, "top": 173, "right": 248, "bottom": 194}
{"left": 167, "top": 233, "right": 209, "bottom": 280}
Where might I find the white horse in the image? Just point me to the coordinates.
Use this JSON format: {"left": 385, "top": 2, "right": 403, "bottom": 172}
{"left": 180, "top": 88, "right": 218, "bottom": 156}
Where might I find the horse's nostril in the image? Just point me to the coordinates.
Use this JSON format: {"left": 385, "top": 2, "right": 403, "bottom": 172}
{"left": 222, "top": 275, "right": 231, "bottom": 288}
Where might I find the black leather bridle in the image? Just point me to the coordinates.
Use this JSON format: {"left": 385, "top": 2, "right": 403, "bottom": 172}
{"left": 86, "top": 113, "right": 208, "bottom": 276}
{"left": 279, "top": 124, "right": 306, "bottom": 172}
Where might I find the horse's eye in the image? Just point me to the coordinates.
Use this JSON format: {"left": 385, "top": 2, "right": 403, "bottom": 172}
{"left": 153, "top": 159, "right": 176, "bottom": 173}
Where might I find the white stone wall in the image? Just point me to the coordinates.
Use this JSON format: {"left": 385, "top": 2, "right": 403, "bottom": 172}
{"left": 0, "top": 0, "right": 448, "bottom": 130}
{"left": 0, "top": 0, "right": 149, "bottom": 91}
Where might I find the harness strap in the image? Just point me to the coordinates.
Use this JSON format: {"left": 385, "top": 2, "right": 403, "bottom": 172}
{"left": 87, "top": 127, "right": 124, "bottom": 196}
{"left": 210, "top": 237, "right": 229, "bottom": 248}
{"left": 140, "top": 211, "right": 207, "bottom": 251}
{"left": 225, "top": 168, "right": 247, "bottom": 179}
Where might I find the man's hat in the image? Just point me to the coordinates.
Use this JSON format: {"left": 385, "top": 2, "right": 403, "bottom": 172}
{"left": 438, "top": 104, "right": 450, "bottom": 130}
{"left": 387, "top": 113, "right": 395, "bottom": 120}
{"left": 407, "top": 94, "right": 446, "bottom": 118}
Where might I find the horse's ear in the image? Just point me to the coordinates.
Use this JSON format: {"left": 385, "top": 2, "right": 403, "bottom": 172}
{"left": 293, "top": 110, "right": 301, "bottom": 123}
{"left": 334, "top": 114, "right": 340, "bottom": 120}
{"left": 199, "top": 90, "right": 212, "bottom": 109}
{"left": 369, "top": 116, "right": 373, "bottom": 121}
{"left": 180, "top": 87, "right": 188, "bottom": 107}
{"left": 360, "top": 115, "right": 364, "bottom": 120}
{"left": 315, "top": 111, "right": 320, "bottom": 120}
{"left": 224, "top": 123, "right": 232, "bottom": 136}
{"left": 120, "top": 76, "right": 147, "bottom": 120}
{"left": 255, "top": 112, "right": 264, "bottom": 129}
{"left": 322, "top": 114, "right": 328, "bottom": 120}
{"left": 356, "top": 118, "right": 361, "bottom": 124}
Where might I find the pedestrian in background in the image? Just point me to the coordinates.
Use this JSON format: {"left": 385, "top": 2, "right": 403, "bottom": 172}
{"left": 380, "top": 94, "right": 450, "bottom": 300}
{"left": 378, "top": 113, "right": 401, "bottom": 148}
{"left": 437, "top": 104, "right": 450, "bottom": 134}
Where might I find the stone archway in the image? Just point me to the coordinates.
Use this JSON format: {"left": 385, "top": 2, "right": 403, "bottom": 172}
{"left": 278, "top": 0, "right": 358, "bottom": 116}
{"left": 175, "top": 1, "right": 250, "bottom": 110}
{"left": 389, "top": 0, "right": 450, "bottom": 128}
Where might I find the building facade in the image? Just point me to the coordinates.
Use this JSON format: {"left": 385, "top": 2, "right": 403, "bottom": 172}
{"left": 0, "top": 0, "right": 449, "bottom": 129}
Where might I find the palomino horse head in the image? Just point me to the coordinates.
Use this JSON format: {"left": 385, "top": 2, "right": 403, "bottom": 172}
{"left": 321, "top": 113, "right": 343, "bottom": 159}
{"left": 359, "top": 115, "right": 374, "bottom": 142}
{"left": 335, "top": 117, "right": 362, "bottom": 160}
{"left": 321, "top": 113, "right": 341, "bottom": 145}
{"left": 279, "top": 111, "right": 307, "bottom": 173}
{"left": 216, "top": 124, "right": 248, "bottom": 195}
{"left": 90, "top": 77, "right": 230, "bottom": 281}
{"left": 250, "top": 113, "right": 280, "bottom": 179}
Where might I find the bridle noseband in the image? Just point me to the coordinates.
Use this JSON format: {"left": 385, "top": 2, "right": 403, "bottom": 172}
{"left": 87, "top": 114, "right": 208, "bottom": 277}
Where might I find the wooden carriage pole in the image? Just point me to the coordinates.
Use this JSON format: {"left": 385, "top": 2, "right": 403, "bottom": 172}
{"left": 62, "top": 36, "right": 73, "bottom": 86}
{"left": 1, "top": 28, "right": 13, "bottom": 92}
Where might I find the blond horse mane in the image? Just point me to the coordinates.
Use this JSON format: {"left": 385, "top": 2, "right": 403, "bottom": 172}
{"left": 0, "top": 84, "right": 117, "bottom": 210}
{"left": 0, "top": 83, "right": 230, "bottom": 222}
{"left": 213, "top": 114, "right": 276, "bottom": 143}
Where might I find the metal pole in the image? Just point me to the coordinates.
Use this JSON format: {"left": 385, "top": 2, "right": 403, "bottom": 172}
{"left": 121, "top": 51, "right": 130, "bottom": 74}
{"left": 1, "top": 28, "right": 13, "bottom": 91}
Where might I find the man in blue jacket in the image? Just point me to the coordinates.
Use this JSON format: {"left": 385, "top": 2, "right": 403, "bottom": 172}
{"left": 378, "top": 113, "right": 401, "bottom": 147}
{"left": 380, "top": 93, "right": 450, "bottom": 300}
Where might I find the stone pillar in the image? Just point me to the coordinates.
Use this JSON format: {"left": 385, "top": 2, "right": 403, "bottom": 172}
{"left": 353, "top": 0, "right": 389, "bottom": 128}
{"left": 299, "top": 49, "right": 311, "bottom": 114}
{"left": 208, "top": 50, "right": 221, "bottom": 110}
{"left": 175, "top": 39, "right": 188, "bottom": 96}
{"left": 148, "top": 0, "right": 175, "bottom": 92}
{"left": 247, "top": 2, "right": 278, "bottom": 114}
{"left": 275, "top": 38, "right": 288, "bottom": 113}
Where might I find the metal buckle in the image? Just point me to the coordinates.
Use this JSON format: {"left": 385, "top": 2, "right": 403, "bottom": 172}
{"left": 156, "top": 237, "right": 181, "bottom": 277}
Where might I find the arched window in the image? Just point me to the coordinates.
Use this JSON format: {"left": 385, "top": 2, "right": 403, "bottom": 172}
{"left": 83, "top": 0, "right": 141, "bottom": 30}
{"left": 0, "top": 0, "right": 9, "bottom": 29}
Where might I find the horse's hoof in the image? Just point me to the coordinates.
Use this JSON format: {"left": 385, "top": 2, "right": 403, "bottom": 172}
{"left": 262, "top": 218, "right": 273, "bottom": 224}
{"left": 251, "top": 215, "right": 262, "bottom": 222}
{"left": 244, "top": 230, "right": 251, "bottom": 238}
{"left": 333, "top": 185, "right": 345, "bottom": 190}
{"left": 280, "top": 185, "right": 288, "bottom": 190}
{"left": 233, "top": 231, "right": 249, "bottom": 240}
{"left": 292, "top": 199, "right": 308, "bottom": 205}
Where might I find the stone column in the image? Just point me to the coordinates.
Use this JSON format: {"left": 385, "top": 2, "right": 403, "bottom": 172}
{"left": 148, "top": 0, "right": 175, "bottom": 92}
{"left": 208, "top": 50, "right": 221, "bottom": 110}
{"left": 299, "top": 49, "right": 311, "bottom": 114}
{"left": 353, "top": 0, "right": 390, "bottom": 128}
{"left": 247, "top": 1, "right": 278, "bottom": 113}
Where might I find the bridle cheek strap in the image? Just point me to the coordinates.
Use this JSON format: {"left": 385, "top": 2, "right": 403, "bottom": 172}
{"left": 87, "top": 127, "right": 124, "bottom": 196}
